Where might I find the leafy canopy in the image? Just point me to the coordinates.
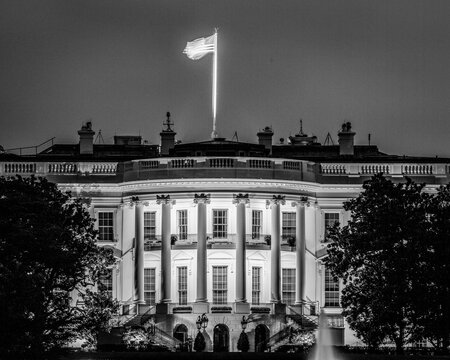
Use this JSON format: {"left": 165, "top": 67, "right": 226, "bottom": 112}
{"left": 325, "top": 174, "right": 432, "bottom": 353}
{"left": 0, "top": 176, "right": 118, "bottom": 357}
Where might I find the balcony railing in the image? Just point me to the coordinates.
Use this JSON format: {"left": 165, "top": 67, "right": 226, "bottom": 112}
{"left": 2, "top": 157, "right": 448, "bottom": 182}
{"left": 320, "top": 162, "right": 447, "bottom": 177}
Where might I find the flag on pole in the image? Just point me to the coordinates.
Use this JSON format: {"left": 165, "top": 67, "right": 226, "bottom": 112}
{"left": 183, "top": 33, "right": 216, "bottom": 60}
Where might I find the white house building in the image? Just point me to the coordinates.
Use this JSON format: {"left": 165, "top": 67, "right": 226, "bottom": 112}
{"left": 1, "top": 116, "right": 448, "bottom": 352}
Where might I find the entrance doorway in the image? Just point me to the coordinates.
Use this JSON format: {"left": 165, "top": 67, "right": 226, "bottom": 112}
{"left": 173, "top": 324, "right": 188, "bottom": 351}
{"left": 213, "top": 324, "right": 229, "bottom": 352}
{"left": 255, "top": 324, "right": 270, "bottom": 352}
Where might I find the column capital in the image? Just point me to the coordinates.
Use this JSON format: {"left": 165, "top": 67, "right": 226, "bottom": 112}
{"left": 156, "top": 194, "right": 176, "bottom": 206}
{"left": 266, "top": 195, "right": 285, "bottom": 208}
{"left": 129, "top": 196, "right": 149, "bottom": 207}
{"left": 292, "top": 196, "right": 310, "bottom": 208}
{"left": 194, "top": 193, "right": 211, "bottom": 204}
{"left": 232, "top": 193, "right": 249, "bottom": 205}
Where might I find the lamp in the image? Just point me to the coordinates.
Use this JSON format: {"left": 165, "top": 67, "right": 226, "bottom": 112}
{"left": 196, "top": 316, "right": 202, "bottom": 331}
{"left": 241, "top": 315, "right": 248, "bottom": 330}
{"left": 200, "top": 313, "right": 208, "bottom": 330}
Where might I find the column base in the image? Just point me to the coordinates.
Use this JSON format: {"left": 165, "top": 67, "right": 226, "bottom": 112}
{"left": 234, "top": 302, "right": 250, "bottom": 314}
{"left": 290, "top": 304, "right": 304, "bottom": 315}
{"left": 273, "top": 303, "right": 286, "bottom": 315}
{"left": 156, "top": 303, "right": 170, "bottom": 314}
{"left": 193, "top": 302, "right": 209, "bottom": 314}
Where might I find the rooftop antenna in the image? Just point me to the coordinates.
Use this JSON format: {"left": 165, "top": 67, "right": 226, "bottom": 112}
{"left": 232, "top": 131, "right": 239, "bottom": 142}
{"left": 324, "top": 132, "right": 334, "bottom": 146}
{"left": 368, "top": 133, "right": 371, "bottom": 146}
{"left": 94, "top": 130, "right": 105, "bottom": 144}
{"left": 299, "top": 118, "right": 304, "bottom": 135}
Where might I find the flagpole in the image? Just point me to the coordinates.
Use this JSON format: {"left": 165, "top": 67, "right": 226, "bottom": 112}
{"left": 211, "top": 28, "right": 218, "bottom": 139}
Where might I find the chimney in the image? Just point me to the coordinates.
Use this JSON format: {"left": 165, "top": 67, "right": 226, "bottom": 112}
{"left": 257, "top": 126, "right": 274, "bottom": 155}
{"left": 160, "top": 112, "right": 176, "bottom": 156}
{"left": 78, "top": 121, "right": 95, "bottom": 155}
{"left": 338, "top": 122, "right": 355, "bottom": 156}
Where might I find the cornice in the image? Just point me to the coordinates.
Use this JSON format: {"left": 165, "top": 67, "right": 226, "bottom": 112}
{"left": 58, "top": 178, "right": 365, "bottom": 196}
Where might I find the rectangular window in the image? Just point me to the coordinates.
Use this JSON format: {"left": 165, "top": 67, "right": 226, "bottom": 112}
{"left": 324, "top": 212, "right": 340, "bottom": 240}
{"left": 98, "top": 212, "right": 114, "bottom": 241}
{"left": 252, "top": 267, "right": 261, "bottom": 305}
{"left": 325, "top": 267, "right": 340, "bottom": 307}
{"left": 252, "top": 210, "right": 262, "bottom": 239}
{"left": 213, "top": 210, "right": 228, "bottom": 239}
{"left": 282, "top": 212, "right": 296, "bottom": 239}
{"left": 177, "top": 210, "right": 188, "bottom": 241}
{"left": 144, "top": 268, "right": 156, "bottom": 305}
{"left": 99, "top": 270, "right": 113, "bottom": 298}
{"left": 282, "top": 268, "right": 295, "bottom": 305}
{"left": 177, "top": 266, "right": 187, "bottom": 305}
{"left": 144, "top": 212, "right": 156, "bottom": 251}
{"left": 212, "top": 266, "right": 228, "bottom": 304}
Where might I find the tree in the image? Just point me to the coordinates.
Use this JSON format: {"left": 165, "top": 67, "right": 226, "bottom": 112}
{"left": 193, "top": 331, "right": 206, "bottom": 352}
{"left": 0, "top": 176, "right": 119, "bottom": 357}
{"left": 414, "top": 184, "right": 450, "bottom": 352}
{"left": 237, "top": 331, "right": 249, "bottom": 352}
{"left": 324, "top": 174, "right": 431, "bottom": 354}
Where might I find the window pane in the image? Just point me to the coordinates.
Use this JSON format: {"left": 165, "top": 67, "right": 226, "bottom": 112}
{"left": 325, "top": 268, "right": 340, "bottom": 307}
{"left": 144, "top": 212, "right": 156, "bottom": 251}
{"left": 98, "top": 212, "right": 114, "bottom": 241}
{"left": 252, "top": 210, "right": 262, "bottom": 239}
{"left": 213, "top": 266, "right": 228, "bottom": 304}
{"left": 213, "top": 210, "right": 228, "bottom": 239}
{"left": 177, "top": 210, "right": 188, "bottom": 240}
{"left": 178, "top": 266, "right": 187, "bottom": 305}
{"left": 144, "top": 268, "right": 156, "bottom": 305}
{"left": 324, "top": 213, "right": 340, "bottom": 239}
{"left": 282, "top": 268, "right": 295, "bottom": 305}
{"left": 99, "top": 270, "right": 113, "bottom": 298}
{"left": 252, "top": 267, "right": 261, "bottom": 305}
{"left": 282, "top": 212, "right": 296, "bottom": 238}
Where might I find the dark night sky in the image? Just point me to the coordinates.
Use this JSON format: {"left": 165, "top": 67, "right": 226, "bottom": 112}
{"left": 1, "top": 0, "right": 450, "bottom": 157}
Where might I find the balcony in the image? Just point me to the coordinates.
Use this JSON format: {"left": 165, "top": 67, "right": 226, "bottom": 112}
{"left": 143, "top": 233, "right": 274, "bottom": 251}
{"left": 320, "top": 162, "right": 447, "bottom": 178}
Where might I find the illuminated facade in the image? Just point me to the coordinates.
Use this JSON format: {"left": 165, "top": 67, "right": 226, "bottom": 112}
{"left": 1, "top": 118, "right": 449, "bottom": 351}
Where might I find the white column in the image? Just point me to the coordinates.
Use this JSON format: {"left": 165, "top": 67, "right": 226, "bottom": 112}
{"left": 134, "top": 198, "right": 145, "bottom": 304}
{"left": 157, "top": 195, "right": 175, "bottom": 303}
{"left": 233, "top": 193, "right": 249, "bottom": 303}
{"left": 194, "top": 194, "right": 210, "bottom": 303}
{"left": 267, "top": 195, "right": 285, "bottom": 303}
{"left": 293, "top": 197, "right": 308, "bottom": 305}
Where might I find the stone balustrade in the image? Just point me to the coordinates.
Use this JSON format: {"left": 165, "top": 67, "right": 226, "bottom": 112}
{"left": 320, "top": 162, "right": 447, "bottom": 177}
{"left": 0, "top": 161, "right": 118, "bottom": 176}
{"left": 1, "top": 157, "right": 448, "bottom": 181}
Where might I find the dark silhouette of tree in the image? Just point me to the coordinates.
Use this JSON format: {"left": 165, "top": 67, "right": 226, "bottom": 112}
{"left": 237, "top": 331, "right": 249, "bottom": 352}
{"left": 193, "top": 331, "right": 206, "bottom": 352}
{"left": 414, "top": 184, "right": 450, "bottom": 353}
{"left": 325, "top": 174, "right": 431, "bottom": 354}
{"left": 0, "top": 176, "right": 119, "bottom": 358}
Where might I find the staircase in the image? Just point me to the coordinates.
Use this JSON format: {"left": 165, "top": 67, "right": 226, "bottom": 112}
{"left": 263, "top": 304, "right": 319, "bottom": 352}
{"left": 121, "top": 306, "right": 155, "bottom": 327}
{"left": 287, "top": 303, "right": 319, "bottom": 329}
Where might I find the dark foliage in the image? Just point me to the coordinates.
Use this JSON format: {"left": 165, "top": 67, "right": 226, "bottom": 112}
{"left": 0, "top": 176, "right": 119, "bottom": 357}
{"left": 237, "top": 331, "right": 250, "bottom": 352}
{"left": 193, "top": 331, "right": 206, "bottom": 352}
{"left": 324, "top": 174, "right": 450, "bottom": 353}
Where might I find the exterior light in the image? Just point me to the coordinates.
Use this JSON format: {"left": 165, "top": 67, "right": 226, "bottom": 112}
{"left": 200, "top": 313, "right": 208, "bottom": 329}
{"left": 241, "top": 315, "right": 248, "bottom": 330}
{"left": 196, "top": 316, "right": 202, "bottom": 330}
